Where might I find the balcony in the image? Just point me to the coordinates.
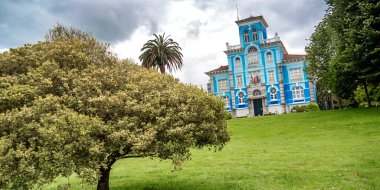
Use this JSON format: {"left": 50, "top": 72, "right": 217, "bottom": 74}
{"left": 224, "top": 43, "right": 243, "bottom": 55}
{"left": 260, "top": 36, "right": 280, "bottom": 44}
{"left": 226, "top": 44, "right": 242, "bottom": 50}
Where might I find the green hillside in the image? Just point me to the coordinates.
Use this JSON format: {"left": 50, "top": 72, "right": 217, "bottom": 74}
{"left": 45, "top": 107, "right": 380, "bottom": 190}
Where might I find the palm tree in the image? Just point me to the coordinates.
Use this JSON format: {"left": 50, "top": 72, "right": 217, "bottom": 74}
{"left": 139, "top": 33, "right": 183, "bottom": 73}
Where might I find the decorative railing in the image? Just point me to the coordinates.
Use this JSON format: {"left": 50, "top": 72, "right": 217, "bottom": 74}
{"left": 226, "top": 44, "right": 241, "bottom": 50}
{"left": 260, "top": 36, "right": 280, "bottom": 44}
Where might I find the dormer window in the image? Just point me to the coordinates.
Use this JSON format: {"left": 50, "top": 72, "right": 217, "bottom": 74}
{"left": 247, "top": 46, "right": 259, "bottom": 67}
{"left": 235, "top": 57, "right": 242, "bottom": 71}
{"left": 244, "top": 30, "right": 249, "bottom": 42}
{"left": 266, "top": 51, "right": 273, "bottom": 64}
{"left": 252, "top": 28, "right": 258, "bottom": 41}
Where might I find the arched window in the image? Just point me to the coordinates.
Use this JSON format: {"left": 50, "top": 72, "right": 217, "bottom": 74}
{"left": 244, "top": 30, "right": 249, "bottom": 42}
{"left": 292, "top": 86, "right": 304, "bottom": 99}
{"left": 253, "top": 89, "right": 261, "bottom": 96}
{"left": 238, "top": 91, "right": 245, "bottom": 104}
{"left": 235, "top": 57, "right": 241, "bottom": 71}
{"left": 270, "top": 87, "right": 277, "bottom": 100}
{"left": 247, "top": 46, "right": 259, "bottom": 67}
{"left": 266, "top": 51, "right": 273, "bottom": 64}
{"left": 252, "top": 28, "right": 258, "bottom": 41}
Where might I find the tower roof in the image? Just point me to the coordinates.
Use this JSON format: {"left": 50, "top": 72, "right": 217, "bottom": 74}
{"left": 235, "top": 15, "right": 268, "bottom": 28}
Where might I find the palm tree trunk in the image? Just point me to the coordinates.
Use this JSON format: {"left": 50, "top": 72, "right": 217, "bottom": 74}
{"left": 159, "top": 65, "right": 165, "bottom": 73}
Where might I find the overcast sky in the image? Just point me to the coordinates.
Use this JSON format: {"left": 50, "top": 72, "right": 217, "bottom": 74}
{"left": 0, "top": 0, "right": 327, "bottom": 87}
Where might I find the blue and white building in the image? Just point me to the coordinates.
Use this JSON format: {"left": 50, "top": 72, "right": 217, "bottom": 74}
{"left": 206, "top": 15, "right": 317, "bottom": 117}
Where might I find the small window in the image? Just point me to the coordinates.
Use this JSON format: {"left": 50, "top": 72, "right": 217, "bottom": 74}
{"left": 244, "top": 30, "right": 249, "bottom": 42}
{"left": 218, "top": 79, "right": 229, "bottom": 92}
{"left": 236, "top": 75, "right": 243, "bottom": 88}
{"left": 268, "top": 70, "right": 275, "bottom": 84}
{"left": 235, "top": 57, "right": 242, "bottom": 71}
{"left": 252, "top": 28, "right": 258, "bottom": 41}
{"left": 289, "top": 68, "right": 303, "bottom": 82}
{"left": 238, "top": 91, "right": 245, "bottom": 104}
{"left": 266, "top": 51, "right": 273, "bottom": 64}
{"left": 292, "top": 86, "right": 304, "bottom": 99}
{"left": 222, "top": 95, "right": 230, "bottom": 108}
{"left": 270, "top": 87, "right": 277, "bottom": 100}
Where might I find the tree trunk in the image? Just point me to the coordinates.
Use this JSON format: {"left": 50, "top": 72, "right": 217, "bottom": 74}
{"left": 97, "top": 165, "right": 112, "bottom": 190}
{"left": 159, "top": 65, "right": 165, "bottom": 74}
{"left": 338, "top": 97, "right": 342, "bottom": 109}
{"left": 363, "top": 81, "right": 372, "bottom": 107}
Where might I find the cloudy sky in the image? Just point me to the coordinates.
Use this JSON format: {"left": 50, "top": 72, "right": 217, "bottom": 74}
{"left": 0, "top": 0, "right": 327, "bottom": 87}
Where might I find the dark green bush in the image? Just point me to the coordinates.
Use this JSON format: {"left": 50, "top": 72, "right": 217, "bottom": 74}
{"left": 225, "top": 112, "right": 233, "bottom": 120}
{"left": 306, "top": 102, "right": 320, "bottom": 112}
{"left": 291, "top": 105, "right": 307, "bottom": 112}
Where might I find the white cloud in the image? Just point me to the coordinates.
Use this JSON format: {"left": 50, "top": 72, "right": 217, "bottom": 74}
{"left": 1, "top": 0, "right": 327, "bottom": 88}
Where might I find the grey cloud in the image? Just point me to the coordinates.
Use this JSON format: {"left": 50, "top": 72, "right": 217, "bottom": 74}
{"left": 237, "top": 0, "right": 326, "bottom": 32}
{"left": 0, "top": 0, "right": 170, "bottom": 49}
{"left": 186, "top": 20, "right": 207, "bottom": 39}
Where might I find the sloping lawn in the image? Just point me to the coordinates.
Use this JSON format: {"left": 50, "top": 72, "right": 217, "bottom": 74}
{"left": 44, "top": 107, "right": 380, "bottom": 190}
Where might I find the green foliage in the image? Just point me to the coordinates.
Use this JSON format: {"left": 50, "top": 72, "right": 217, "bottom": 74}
{"left": 306, "top": 102, "right": 320, "bottom": 112}
{"left": 306, "top": 0, "right": 380, "bottom": 107}
{"left": 224, "top": 112, "right": 232, "bottom": 120}
{"left": 139, "top": 33, "right": 183, "bottom": 73}
{"left": 355, "top": 84, "right": 380, "bottom": 107}
{"left": 292, "top": 103, "right": 320, "bottom": 113}
{"left": 45, "top": 107, "right": 380, "bottom": 190}
{"left": 291, "top": 105, "right": 307, "bottom": 113}
{"left": 0, "top": 25, "right": 229, "bottom": 189}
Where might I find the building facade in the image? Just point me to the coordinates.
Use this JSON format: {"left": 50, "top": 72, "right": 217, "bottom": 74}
{"left": 206, "top": 15, "right": 317, "bottom": 117}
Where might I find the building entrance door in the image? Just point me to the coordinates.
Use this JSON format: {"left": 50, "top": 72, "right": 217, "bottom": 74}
{"left": 253, "top": 99, "right": 263, "bottom": 116}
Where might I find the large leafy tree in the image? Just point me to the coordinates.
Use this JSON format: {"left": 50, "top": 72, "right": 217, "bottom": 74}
{"left": 306, "top": 0, "right": 380, "bottom": 107}
{"left": 139, "top": 33, "right": 183, "bottom": 73}
{"left": 0, "top": 25, "right": 229, "bottom": 190}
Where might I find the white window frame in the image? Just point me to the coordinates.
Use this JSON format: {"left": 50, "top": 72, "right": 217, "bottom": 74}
{"left": 223, "top": 95, "right": 230, "bottom": 108}
{"left": 244, "top": 30, "right": 249, "bottom": 42}
{"left": 289, "top": 68, "right": 303, "bottom": 82}
{"left": 270, "top": 87, "right": 277, "bottom": 101}
{"left": 252, "top": 28, "right": 258, "bottom": 41}
{"left": 237, "top": 91, "right": 245, "bottom": 104}
{"left": 292, "top": 86, "right": 305, "bottom": 100}
{"left": 267, "top": 70, "right": 275, "bottom": 84}
{"left": 218, "top": 79, "right": 229, "bottom": 92}
{"left": 235, "top": 57, "right": 242, "bottom": 71}
{"left": 247, "top": 47, "right": 259, "bottom": 67}
{"left": 236, "top": 75, "right": 243, "bottom": 88}
{"left": 266, "top": 51, "right": 273, "bottom": 64}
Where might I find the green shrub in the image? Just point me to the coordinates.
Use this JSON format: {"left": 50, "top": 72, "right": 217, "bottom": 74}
{"left": 291, "top": 105, "right": 307, "bottom": 113}
{"left": 225, "top": 112, "right": 233, "bottom": 120}
{"left": 306, "top": 102, "right": 320, "bottom": 112}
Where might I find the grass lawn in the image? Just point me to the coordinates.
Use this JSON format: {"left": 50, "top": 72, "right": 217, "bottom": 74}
{"left": 44, "top": 107, "right": 380, "bottom": 190}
